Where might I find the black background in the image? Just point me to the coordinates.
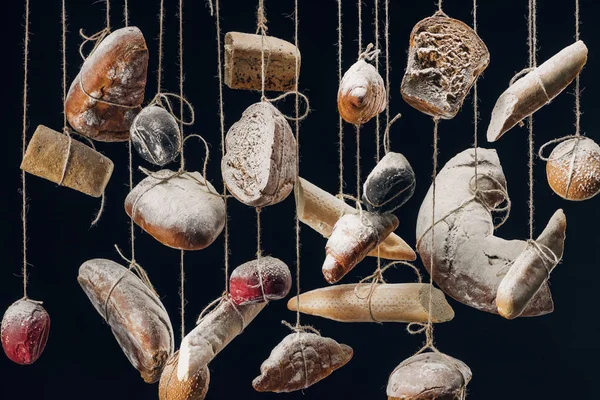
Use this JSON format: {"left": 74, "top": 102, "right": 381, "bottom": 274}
{"left": 1, "top": 0, "right": 599, "bottom": 399}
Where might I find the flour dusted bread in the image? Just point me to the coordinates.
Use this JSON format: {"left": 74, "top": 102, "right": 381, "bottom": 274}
{"left": 416, "top": 148, "right": 565, "bottom": 317}
{"left": 545, "top": 137, "right": 600, "bottom": 201}
{"left": 225, "top": 32, "right": 300, "bottom": 92}
{"left": 363, "top": 152, "right": 416, "bottom": 213}
{"left": 125, "top": 170, "right": 226, "bottom": 250}
{"left": 287, "top": 283, "right": 454, "bottom": 323}
{"left": 66, "top": 27, "right": 149, "bottom": 142}
{"left": 131, "top": 105, "right": 181, "bottom": 166}
{"left": 296, "top": 177, "right": 416, "bottom": 261}
{"left": 323, "top": 212, "right": 399, "bottom": 284}
{"left": 20, "top": 125, "right": 113, "bottom": 197}
{"left": 401, "top": 14, "right": 489, "bottom": 119}
{"left": 387, "top": 352, "right": 472, "bottom": 400}
{"left": 229, "top": 256, "right": 292, "bottom": 305}
{"left": 222, "top": 102, "right": 297, "bottom": 207}
{"left": 252, "top": 332, "right": 353, "bottom": 393}
{"left": 1, "top": 298, "right": 50, "bottom": 365}
{"left": 488, "top": 41, "right": 588, "bottom": 142}
{"left": 338, "top": 59, "right": 386, "bottom": 125}
{"left": 159, "top": 351, "right": 210, "bottom": 400}
{"left": 178, "top": 296, "right": 265, "bottom": 382}
{"left": 78, "top": 258, "right": 174, "bottom": 383}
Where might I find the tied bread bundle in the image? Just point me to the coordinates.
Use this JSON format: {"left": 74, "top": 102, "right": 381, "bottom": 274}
{"left": 20, "top": 125, "right": 114, "bottom": 197}
{"left": 1, "top": 298, "right": 50, "bottom": 365}
{"left": 416, "top": 148, "right": 566, "bottom": 318}
{"left": 225, "top": 32, "right": 300, "bottom": 92}
{"left": 252, "top": 332, "right": 353, "bottom": 393}
{"left": 159, "top": 351, "right": 210, "bottom": 400}
{"left": 66, "top": 27, "right": 149, "bottom": 142}
{"left": 387, "top": 353, "right": 472, "bottom": 400}
{"left": 78, "top": 259, "right": 174, "bottom": 383}
{"left": 487, "top": 41, "right": 588, "bottom": 142}
{"left": 222, "top": 102, "right": 297, "bottom": 207}
{"left": 288, "top": 283, "right": 454, "bottom": 323}
{"left": 401, "top": 14, "right": 489, "bottom": 119}
{"left": 229, "top": 256, "right": 292, "bottom": 306}
{"left": 296, "top": 177, "right": 416, "bottom": 261}
{"left": 125, "top": 170, "right": 226, "bottom": 251}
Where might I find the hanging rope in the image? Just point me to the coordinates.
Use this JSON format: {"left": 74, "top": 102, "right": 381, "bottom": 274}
{"left": 124, "top": 0, "right": 129, "bottom": 26}
{"left": 438, "top": 0, "right": 444, "bottom": 13}
{"left": 574, "top": 0, "right": 581, "bottom": 138}
{"left": 157, "top": 0, "right": 165, "bottom": 94}
{"left": 425, "top": 119, "right": 439, "bottom": 349}
{"left": 473, "top": 0, "right": 479, "bottom": 189}
{"left": 21, "top": 0, "right": 30, "bottom": 298}
{"left": 179, "top": 0, "right": 187, "bottom": 342}
{"left": 293, "top": 0, "right": 302, "bottom": 329}
{"left": 355, "top": 0, "right": 363, "bottom": 200}
{"left": 337, "top": 0, "right": 344, "bottom": 196}
{"left": 374, "top": 0, "right": 380, "bottom": 162}
{"left": 527, "top": 0, "right": 538, "bottom": 239}
{"left": 255, "top": 0, "right": 267, "bottom": 264}
{"left": 384, "top": 0, "right": 391, "bottom": 152}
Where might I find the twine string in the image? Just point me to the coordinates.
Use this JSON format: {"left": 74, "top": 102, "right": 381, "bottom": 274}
{"left": 374, "top": 0, "right": 380, "bottom": 162}
{"left": 337, "top": 0, "right": 344, "bottom": 196}
{"left": 575, "top": 0, "right": 582, "bottom": 138}
{"left": 527, "top": 0, "right": 538, "bottom": 239}
{"left": 178, "top": 0, "right": 187, "bottom": 342}
{"left": 383, "top": 113, "right": 402, "bottom": 154}
{"left": 21, "top": 0, "right": 31, "bottom": 298}
{"left": 473, "top": 0, "right": 479, "bottom": 189}
{"left": 293, "top": 0, "right": 302, "bottom": 329}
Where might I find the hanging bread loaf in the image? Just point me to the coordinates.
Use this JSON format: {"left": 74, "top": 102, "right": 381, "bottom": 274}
{"left": 229, "top": 256, "right": 292, "bottom": 305}
{"left": 545, "top": 137, "right": 600, "bottom": 201}
{"left": 287, "top": 283, "right": 454, "bottom": 323}
{"left": 222, "top": 102, "right": 297, "bottom": 207}
{"left": 253, "top": 332, "right": 353, "bottom": 393}
{"left": 323, "top": 212, "right": 399, "bottom": 284}
{"left": 20, "top": 125, "right": 114, "bottom": 197}
{"left": 78, "top": 258, "right": 174, "bottom": 383}
{"left": 131, "top": 105, "right": 181, "bottom": 166}
{"left": 401, "top": 14, "right": 489, "bottom": 119}
{"left": 487, "top": 41, "right": 588, "bottom": 142}
{"left": 337, "top": 58, "right": 386, "bottom": 125}
{"left": 387, "top": 352, "right": 472, "bottom": 400}
{"left": 159, "top": 351, "right": 210, "bottom": 400}
{"left": 224, "top": 31, "right": 300, "bottom": 92}
{"left": 1, "top": 298, "right": 50, "bottom": 365}
{"left": 65, "top": 27, "right": 149, "bottom": 142}
{"left": 416, "top": 148, "right": 565, "bottom": 317}
{"left": 178, "top": 296, "right": 265, "bottom": 382}
{"left": 296, "top": 177, "right": 416, "bottom": 261}
{"left": 363, "top": 152, "right": 416, "bottom": 213}
{"left": 125, "top": 170, "right": 226, "bottom": 251}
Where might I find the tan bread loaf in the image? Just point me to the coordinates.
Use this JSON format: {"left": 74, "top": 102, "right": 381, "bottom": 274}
{"left": 253, "top": 332, "right": 353, "bottom": 393}
{"left": 66, "top": 27, "right": 149, "bottom": 142}
{"left": 387, "top": 352, "right": 472, "bottom": 400}
{"left": 222, "top": 102, "right": 297, "bottom": 207}
{"left": 338, "top": 59, "right": 386, "bottom": 125}
{"left": 323, "top": 212, "right": 399, "bottom": 284}
{"left": 125, "top": 170, "right": 226, "bottom": 251}
{"left": 159, "top": 351, "right": 210, "bottom": 400}
{"left": 487, "top": 41, "right": 587, "bottom": 142}
{"left": 78, "top": 259, "right": 174, "bottom": 383}
{"left": 20, "top": 125, "right": 113, "bottom": 197}
{"left": 401, "top": 14, "right": 489, "bottom": 119}
{"left": 545, "top": 137, "right": 600, "bottom": 201}
{"left": 416, "top": 148, "right": 565, "bottom": 317}
{"left": 225, "top": 32, "right": 300, "bottom": 92}
{"left": 287, "top": 283, "right": 454, "bottom": 323}
{"left": 295, "top": 177, "right": 416, "bottom": 261}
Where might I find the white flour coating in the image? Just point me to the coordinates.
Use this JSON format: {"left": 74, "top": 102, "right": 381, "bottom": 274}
{"left": 177, "top": 297, "right": 265, "bottom": 382}
{"left": 125, "top": 170, "right": 225, "bottom": 250}
{"left": 288, "top": 283, "right": 454, "bottom": 323}
{"left": 338, "top": 59, "right": 386, "bottom": 124}
{"left": 416, "top": 148, "right": 563, "bottom": 316}
{"left": 252, "top": 332, "right": 352, "bottom": 392}
{"left": 1, "top": 299, "right": 48, "bottom": 339}
{"left": 295, "top": 177, "right": 415, "bottom": 261}
{"left": 231, "top": 256, "right": 292, "bottom": 303}
{"left": 387, "top": 353, "right": 471, "bottom": 399}
{"left": 78, "top": 258, "right": 174, "bottom": 383}
{"left": 548, "top": 137, "right": 600, "bottom": 199}
{"left": 222, "top": 102, "right": 297, "bottom": 207}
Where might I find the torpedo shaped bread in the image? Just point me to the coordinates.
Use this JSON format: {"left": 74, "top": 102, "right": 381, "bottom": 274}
{"left": 125, "top": 170, "right": 226, "bottom": 251}
{"left": 338, "top": 58, "right": 386, "bottom": 125}
{"left": 130, "top": 105, "right": 181, "bottom": 166}
{"left": 401, "top": 14, "right": 489, "bottom": 119}
{"left": 78, "top": 258, "right": 174, "bottom": 383}
{"left": 225, "top": 31, "right": 300, "bottom": 92}
{"left": 65, "top": 27, "right": 149, "bottom": 142}
{"left": 387, "top": 352, "right": 472, "bottom": 400}
{"left": 363, "top": 152, "right": 416, "bottom": 213}
{"left": 416, "top": 148, "right": 566, "bottom": 317}
{"left": 487, "top": 41, "right": 587, "bottom": 142}
{"left": 296, "top": 177, "right": 416, "bottom": 261}
{"left": 287, "top": 283, "right": 454, "bottom": 323}
{"left": 222, "top": 102, "right": 297, "bottom": 207}
{"left": 253, "top": 332, "right": 353, "bottom": 393}
{"left": 159, "top": 351, "right": 210, "bottom": 400}
{"left": 20, "top": 125, "right": 113, "bottom": 197}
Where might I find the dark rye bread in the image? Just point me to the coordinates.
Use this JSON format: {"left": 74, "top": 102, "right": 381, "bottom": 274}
{"left": 363, "top": 152, "right": 416, "bottom": 213}
{"left": 401, "top": 15, "right": 489, "bottom": 119}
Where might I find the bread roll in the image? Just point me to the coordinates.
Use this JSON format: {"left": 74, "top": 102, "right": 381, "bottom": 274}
{"left": 131, "top": 105, "right": 181, "bottom": 166}
{"left": 338, "top": 59, "right": 386, "bottom": 125}
{"left": 1, "top": 298, "right": 50, "bottom": 365}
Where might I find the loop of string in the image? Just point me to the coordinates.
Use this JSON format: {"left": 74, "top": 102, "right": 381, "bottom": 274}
{"left": 282, "top": 320, "right": 320, "bottom": 336}
{"left": 383, "top": 113, "right": 402, "bottom": 154}
{"left": 538, "top": 135, "right": 585, "bottom": 200}
{"left": 196, "top": 294, "right": 249, "bottom": 334}
{"left": 262, "top": 91, "right": 310, "bottom": 121}
{"left": 148, "top": 92, "right": 196, "bottom": 126}
{"left": 495, "top": 239, "right": 559, "bottom": 278}
{"left": 337, "top": 0, "right": 344, "bottom": 196}
{"left": 78, "top": 28, "right": 111, "bottom": 61}
{"left": 21, "top": 0, "right": 31, "bottom": 298}
{"left": 359, "top": 43, "right": 380, "bottom": 62}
